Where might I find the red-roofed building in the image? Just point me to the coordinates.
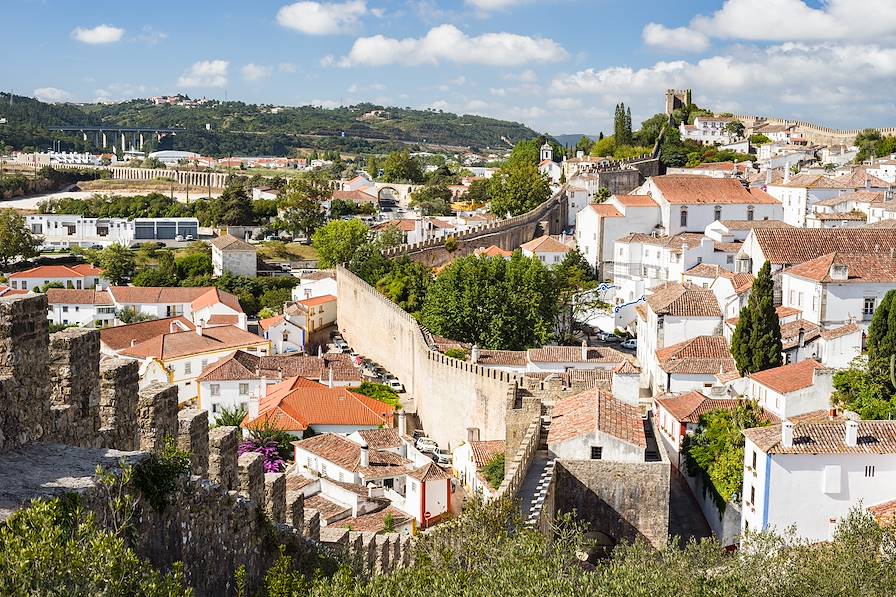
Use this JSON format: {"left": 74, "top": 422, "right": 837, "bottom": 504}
{"left": 106, "top": 286, "right": 245, "bottom": 328}
{"left": 654, "top": 391, "right": 751, "bottom": 454}
{"left": 520, "top": 235, "right": 572, "bottom": 265}
{"left": 8, "top": 263, "right": 106, "bottom": 291}
{"left": 547, "top": 388, "right": 646, "bottom": 461}
{"left": 576, "top": 193, "right": 662, "bottom": 279}
{"left": 748, "top": 360, "right": 833, "bottom": 420}
{"left": 452, "top": 439, "right": 505, "bottom": 499}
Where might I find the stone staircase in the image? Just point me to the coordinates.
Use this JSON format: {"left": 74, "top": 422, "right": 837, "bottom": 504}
{"left": 518, "top": 414, "right": 555, "bottom": 527}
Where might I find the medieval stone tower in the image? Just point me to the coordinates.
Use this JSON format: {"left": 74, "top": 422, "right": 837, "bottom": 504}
{"left": 665, "top": 89, "right": 692, "bottom": 115}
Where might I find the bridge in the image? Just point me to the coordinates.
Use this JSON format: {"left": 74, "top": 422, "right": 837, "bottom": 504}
{"left": 47, "top": 126, "right": 186, "bottom": 152}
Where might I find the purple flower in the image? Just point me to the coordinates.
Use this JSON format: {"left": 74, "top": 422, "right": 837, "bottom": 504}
{"left": 238, "top": 439, "right": 286, "bottom": 473}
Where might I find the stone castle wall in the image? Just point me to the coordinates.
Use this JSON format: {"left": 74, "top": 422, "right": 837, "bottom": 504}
{"left": 0, "top": 293, "right": 411, "bottom": 596}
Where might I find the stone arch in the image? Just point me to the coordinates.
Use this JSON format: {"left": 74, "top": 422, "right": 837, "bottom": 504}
{"left": 377, "top": 187, "right": 400, "bottom": 205}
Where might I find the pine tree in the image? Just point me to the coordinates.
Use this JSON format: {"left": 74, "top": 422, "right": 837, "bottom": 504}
{"left": 731, "top": 261, "right": 782, "bottom": 375}
{"left": 624, "top": 107, "right": 633, "bottom": 145}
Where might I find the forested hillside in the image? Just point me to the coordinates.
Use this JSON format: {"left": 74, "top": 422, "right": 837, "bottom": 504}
{"left": 0, "top": 93, "right": 541, "bottom": 156}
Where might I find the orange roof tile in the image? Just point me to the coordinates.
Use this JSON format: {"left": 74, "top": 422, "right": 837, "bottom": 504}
{"left": 292, "top": 433, "right": 409, "bottom": 473}
{"left": 210, "top": 234, "right": 255, "bottom": 251}
{"left": 655, "top": 391, "right": 743, "bottom": 424}
{"left": 589, "top": 204, "right": 623, "bottom": 217}
{"left": 470, "top": 440, "right": 505, "bottom": 468}
{"left": 100, "top": 316, "right": 194, "bottom": 351}
{"left": 749, "top": 359, "right": 823, "bottom": 394}
{"left": 613, "top": 194, "right": 657, "bottom": 208}
{"left": 646, "top": 282, "right": 722, "bottom": 317}
{"left": 520, "top": 235, "right": 572, "bottom": 254}
{"left": 248, "top": 384, "right": 393, "bottom": 433}
{"left": 784, "top": 252, "right": 896, "bottom": 283}
{"left": 548, "top": 388, "right": 646, "bottom": 448}
{"left": 116, "top": 325, "right": 265, "bottom": 360}
{"left": 299, "top": 294, "right": 336, "bottom": 307}
{"left": 655, "top": 336, "right": 736, "bottom": 375}
{"left": 652, "top": 176, "right": 779, "bottom": 205}
{"left": 751, "top": 228, "right": 896, "bottom": 266}
{"left": 9, "top": 264, "right": 103, "bottom": 279}
{"left": 46, "top": 288, "right": 113, "bottom": 305}
{"left": 745, "top": 419, "right": 896, "bottom": 455}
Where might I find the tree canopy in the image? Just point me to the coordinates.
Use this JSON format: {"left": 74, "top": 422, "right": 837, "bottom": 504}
{"left": 312, "top": 220, "right": 370, "bottom": 268}
{"left": 0, "top": 209, "right": 40, "bottom": 268}
{"left": 382, "top": 150, "right": 425, "bottom": 184}
{"left": 488, "top": 160, "right": 551, "bottom": 217}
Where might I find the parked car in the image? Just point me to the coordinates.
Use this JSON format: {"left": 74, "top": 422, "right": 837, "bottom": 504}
{"left": 386, "top": 379, "right": 405, "bottom": 393}
{"left": 334, "top": 339, "right": 349, "bottom": 350}
{"left": 175, "top": 234, "right": 184, "bottom": 242}
{"left": 597, "top": 331, "right": 621, "bottom": 343}
{"left": 620, "top": 338, "right": 637, "bottom": 350}
{"left": 430, "top": 448, "right": 453, "bottom": 466}
{"left": 412, "top": 429, "right": 426, "bottom": 441}
{"left": 415, "top": 437, "right": 439, "bottom": 454}
{"left": 185, "top": 234, "right": 194, "bottom": 241}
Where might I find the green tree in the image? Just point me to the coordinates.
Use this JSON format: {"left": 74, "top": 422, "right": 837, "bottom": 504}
{"left": 382, "top": 150, "right": 424, "bottom": 183}
{"left": 132, "top": 251, "right": 179, "bottom": 287}
{"left": 376, "top": 258, "right": 432, "bottom": 317}
{"left": 488, "top": 161, "right": 550, "bottom": 217}
{"left": 591, "top": 135, "right": 616, "bottom": 157}
{"left": 312, "top": 219, "right": 370, "bottom": 268}
{"left": 422, "top": 252, "right": 558, "bottom": 350}
{"left": 723, "top": 119, "right": 746, "bottom": 139}
{"left": 352, "top": 382, "right": 401, "bottom": 408}
{"left": 410, "top": 184, "right": 453, "bottom": 216}
{"left": 867, "top": 289, "right": 896, "bottom": 360}
{"left": 481, "top": 452, "right": 506, "bottom": 489}
{"left": 592, "top": 187, "right": 611, "bottom": 203}
{"left": 465, "top": 178, "right": 490, "bottom": 205}
{"left": 730, "top": 262, "right": 782, "bottom": 375}
{"left": 749, "top": 133, "right": 772, "bottom": 145}
{"left": 574, "top": 135, "right": 594, "bottom": 156}
{"left": 259, "top": 287, "right": 293, "bottom": 313}
{"left": 175, "top": 251, "right": 212, "bottom": 279}
{"left": 506, "top": 139, "right": 540, "bottom": 167}
{"left": 97, "top": 244, "right": 136, "bottom": 285}
{"left": 0, "top": 209, "right": 39, "bottom": 268}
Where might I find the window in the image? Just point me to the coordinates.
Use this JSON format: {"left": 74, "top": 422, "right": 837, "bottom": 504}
{"left": 680, "top": 207, "right": 688, "bottom": 227}
{"left": 201, "top": 359, "right": 208, "bottom": 370}
{"left": 866, "top": 465, "right": 876, "bottom": 478}
{"left": 727, "top": 255, "right": 734, "bottom": 264}
{"left": 749, "top": 485, "right": 755, "bottom": 506}
{"left": 590, "top": 446, "right": 603, "bottom": 460}
{"left": 747, "top": 206, "right": 755, "bottom": 221}
{"left": 751, "top": 450, "right": 757, "bottom": 472}
{"left": 409, "top": 480, "right": 416, "bottom": 491}
{"left": 239, "top": 401, "right": 248, "bottom": 411}
{"left": 864, "top": 298, "right": 876, "bottom": 320}
{"left": 62, "top": 306, "right": 68, "bottom": 313}
{"left": 239, "top": 383, "right": 249, "bottom": 395}
{"left": 714, "top": 205, "right": 722, "bottom": 221}
{"left": 212, "top": 403, "right": 219, "bottom": 413}
{"left": 184, "top": 362, "right": 192, "bottom": 375}
{"left": 210, "top": 384, "right": 220, "bottom": 396}
{"left": 321, "top": 463, "right": 327, "bottom": 476}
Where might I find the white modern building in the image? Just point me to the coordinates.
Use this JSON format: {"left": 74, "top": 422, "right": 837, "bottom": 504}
{"left": 575, "top": 194, "right": 660, "bottom": 280}
{"left": 679, "top": 116, "right": 740, "bottom": 145}
{"left": 7, "top": 264, "right": 106, "bottom": 291}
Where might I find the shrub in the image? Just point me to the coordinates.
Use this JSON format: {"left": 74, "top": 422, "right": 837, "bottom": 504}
{"left": 444, "top": 348, "right": 468, "bottom": 360}
{"left": 481, "top": 452, "right": 505, "bottom": 489}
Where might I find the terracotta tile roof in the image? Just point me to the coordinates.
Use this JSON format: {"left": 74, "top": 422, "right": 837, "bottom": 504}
{"left": 299, "top": 294, "right": 336, "bottom": 307}
{"left": 9, "top": 264, "right": 103, "bottom": 279}
{"left": 745, "top": 419, "right": 896, "bottom": 454}
{"left": 520, "top": 235, "right": 573, "bottom": 254}
{"left": 100, "top": 316, "right": 193, "bottom": 351}
{"left": 821, "top": 322, "right": 860, "bottom": 340}
{"left": 588, "top": 204, "right": 623, "bottom": 217}
{"left": 815, "top": 191, "right": 886, "bottom": 207}
{"left": 635, "top": 305, "right": 648, "bottom": 320}
{"left": 831, "top": 169, "right": 892, "bottom": 189}
{"left": 285, "top": 475, "right": 316, "bottom": 494}
{"left": 812, "top": 212, "right": 866, "bottom": 221}
{"left": 198, "top": 350, "right": 360, "bottom": 383}
{"left": 687, "top": 161, "right": 752, "bottom": 173}
{"left": 726, "top": 306, "right": 803, "bottom": 329}
{"left": 526, "top": 345, "right": 626, "bottom": 365}
{"left": 356, "top": 428, "right": 403, "bottom": 450}
{"left": 207, "top": 314, "right": 239, "bottom": 327}
{"left": 717, "top": 219, "right": 793, "bottom": 230}
{"left": 646, "top": 282, "right": 722, "bottom": 317}
{"left": 750, "top": 228, "right": 896, "bottom": 266}
{"left": 46, "top": 288, "right": 113, "bottom": 305}
{"left": 780, "top": 319, "right": 821, "bottom": 350}
{"left": 784, "top": 252, "right": 896, "bottom": 283}
{"left": 613, "top": 195, "right": 657, "bottom": 208}
{"left": 117, "top": 325, "right": 266, "bottom": 360}
{"left": 249, "top": 382, "right": 393, "bottom": 433}
{"left": 772, "top": 173, "right": 843, "bottom": 190}
{"left": 331, "top": 189, "right": 377, "bottom": 203}
{"left": 655, "top": 391, "right": 744, "bottom": 424}
{"left": 714, "top": 242, "right": 743, "bottom": 253}
{"left": 652, "top": 176, "right": 779, "bottom": 205}
{"left": 293, "top": 433, "right": 410, "bottom": 473}
{"left": 686, "top": 263, "right": 726, "bottom": 279}
{"left": 0, "top": 286, "right": 29, "bottom": 297}
{"left": 107, "top": 286, "right": 243, "bottom": 312}
{"left": 407, "top": 461, "right": 451, "bottom": 482}
{"left": 524, "top": 368, "right": 613, "bottom": 388}
{"left": 470, "top": 440, "right": 505, "bottom": 468}
{"left": 333, "top": 505, "right": 412, "bottom": 533}
{"left": 655, "top": 336, "right": 736, "bottom": 375}
{"left": 305, "top": 494, "right": 351, "bottom": 521}
{"left": 210, "top": 234, "right": 255, "bottom": 251}
{"left": 719, "top": 271, "right": 755, "bottom": 294}
{"left": 548, "top": 388, "right": 646, "bottom": 448}
{"left": 617, "top": 232, "right": 706, "bottom": 254}
{"left": 258, "top": 314, "right": 285, "bottom": 331}
{"left": 474, "top": 245, "right": 513, "bottom": 258}
{"left": 475, "top": 350, "right": 527, "bottom": 367}
{"left": 868, "top": 499, "right": 896, "bottom": 526}
{"left": 750, "top": 359, "right": 824, "bottom": 394}
{"left": 301, "top": 270, "right": 336, "bottom": 281}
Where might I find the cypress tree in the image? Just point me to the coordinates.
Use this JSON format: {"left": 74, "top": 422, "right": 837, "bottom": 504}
{"left": 731, "top": 262, "right": 782, "bottom": 375}
{"left": 613, "top": 104, "right": 623, "bottom": 141}
{"left": 624, "top": 107, "right": 633, "bottom": 145}
{"left": 868, "top": 289, "right": 896, "bottom": 360}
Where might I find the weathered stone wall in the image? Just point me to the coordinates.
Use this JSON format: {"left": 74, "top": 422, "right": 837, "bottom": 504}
{"left": 336, "top": 267, "right": 521, "bottom": 448}
{"left": 545, "top": 460, "right": 671, "bottom": 549}
{"left": 0, "top": 294, "right": 413, "bottom": 596}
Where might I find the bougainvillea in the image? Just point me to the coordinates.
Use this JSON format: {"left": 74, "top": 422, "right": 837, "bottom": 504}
{"left": 238, "top": 439, "right": 286, "bottom": 473}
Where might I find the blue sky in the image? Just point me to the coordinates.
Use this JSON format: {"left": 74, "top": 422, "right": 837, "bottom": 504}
{"left": 3, "top": 0, "right": 895, "bottom": 135}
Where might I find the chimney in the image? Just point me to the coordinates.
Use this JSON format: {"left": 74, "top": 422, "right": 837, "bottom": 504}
{"left": 581, "top": 339, "right": 588, "bottom": 361}
{"left": 470, "top": 344, "right": 480, "bottom": 364}
{"left": 765, "top": 168, "right": 772, "bottom": 184}
{"left": 359, "top": 442, "right": 369, "bottom": 468}
{"left": 467, "top": 427, "right": 481, "bottom": 443}
{"left": 845, "top": 419, "right": 858, "bottom": 447}
{"left": 195, "top": 323, "right": 203, "bottom": 336}
{"left": 248, "top": 394, "right": 260, "bottom": 421}
{"left": 781, "top": 420, "right": 794, "bottom": 448}
{"left": 237, "top": 312, "right": 247, "bottom": 330}
{"left": 784, "top": 162, "right": 791, "bottom": 183}
{"left": 317, "top": 344, "right": 323, "bottom": 358}
{"left": 130, "top": 338, "right": 137, "bottom": 347}
{"left": 797, "top": 327, "right": 805, "bottom": 348}
{"left": 327, "top": 365, "right": 334, "bottom": 388}
{"left": 170, "top": 321, "right": 179, "bottom": 333}
{"left": 397, "top": 410, "right": 407, "bottom": 437}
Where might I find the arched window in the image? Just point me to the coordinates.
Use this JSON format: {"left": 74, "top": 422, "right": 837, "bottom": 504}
{"left": 680, "top": 206, "right": 688, "bottom": 227}
{"left": 747, "top": 205, "right": 755, "bottom": 221}
{"left": 714, "top": 205, "right": 722, "bottom": 221}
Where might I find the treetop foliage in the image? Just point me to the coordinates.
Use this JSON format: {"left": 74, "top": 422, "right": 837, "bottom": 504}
{"left": 730, "top": 261, "right": 782, "bottom": 375}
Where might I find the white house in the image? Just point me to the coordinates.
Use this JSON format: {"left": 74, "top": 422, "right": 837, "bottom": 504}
{"left": 679, "top": 116, "right": 740, "bottom": 145}
{"left": 636, "top": 176, "right": 782, "bottom": 237}
{"left": 867, "top": 158, "right": 896, "bottom": 184}
{"left": 211, "top": 234, "right": 257, "bottom": 277}
{"left": 748, "top": 360, "right": 833, "bottom": 421}
{"left": 7, "top": 264, "right": 105, "bottom": 291}
{"left": 741, "top": 414, "right": 896, "bottom": 542}
{"left": 292, "top": 271, "right": 337, "bottom": 302}
{"left": 575, "top": 194, "right": 660, "bottom": 279}
{"left": 196, "top": 350, "right": 360, "bottom": 421}
{"left": 251, "top": 187, "right": 279, "bottom": 201}
{"left": 258, "top": 314, "right": 305, "bottom": 354}
{"left": 45, "top": 288, "right": 116, "bottom": 328}
{"left": 520, "top": 235, "right": 572, "bottom": 265}
{"left": 547, "top": 388, "right": 646, "bottom": 461}
{"left": 780, "top": 252, "right": 896, "bottom": 329}
{"left": 106, "top": 286, "right": 245, "bottom": 325}
{"left": 654, "top": 391, "right": 746, "bottom": 463}
{"left": 452, "top": 439, "right": 505, "bottom": 500}
{"left": 25, "top": 214, "right": 199, "bottom": 249}
{"left": 652, "top": 336, "right": 737, "bottom": 394}
{"left": 636, "top": 282, "right": 724, "bottom": 391}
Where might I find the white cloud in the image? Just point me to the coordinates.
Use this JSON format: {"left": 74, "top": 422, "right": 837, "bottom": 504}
{"left": 135, "top": 26, "right": 167, "bottom": 45}
{"left": 177, "top": 60, "right": 229, "bottom": 88}
{"left": 546, "top": 97, "right": 583, "bottom": 110}
{"left": 464, "top": 0, "right": 528, "bottom": 11}
{"left": 333, "top": 24, "right": 567, "bottom": 67}
{"left": 33, "top": 87, "right": 70, "bottom": 103}
{"left": 276, "top": 1, "right": 367, "bottom": 35}
{"left": 242, "top": 63, "right": 273, "bottom": 81}
{"left": 71, "top": 24, "right": 124, "bottom": 45}
{"left": 94, "top": 83, "right": 153, "bottom": 102}
{"left": 278, "top": 62, "right": 298, "bottom": 73}
{"left": 642, "top": 23, "right": 709, "bottom": 52}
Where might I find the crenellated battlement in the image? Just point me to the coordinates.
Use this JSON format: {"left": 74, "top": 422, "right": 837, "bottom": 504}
{"left": 0, "top": 293, "right": 413, "bottom": 596}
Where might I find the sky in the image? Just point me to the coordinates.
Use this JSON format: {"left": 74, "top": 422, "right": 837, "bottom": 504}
{"left": 2, "top": 0, "right": 896, "bottom": 136}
